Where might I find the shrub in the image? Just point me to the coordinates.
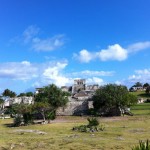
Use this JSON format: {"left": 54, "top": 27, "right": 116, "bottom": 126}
{"left": 88, "top": 108, "right": 99, "bottom": 116}
{"left": 23, "top": 113, "right": 33, "bottom": 125}
{"left": 46, "top": 110, "right": 56, "bottom": 123}
{"left": 87, "top": 117, "right": 99, "bottom": 127}
{"left": 13, "top": 115, "right": 23, "bottom": 127}
{"left": 72, "top": 117, "right": 105, "bottom": 132}
{"left": 132, "top": 140, "right": 150, "bottom": 150}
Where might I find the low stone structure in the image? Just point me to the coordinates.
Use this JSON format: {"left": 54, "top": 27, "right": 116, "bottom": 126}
{"left": 57, "top": 97, "right": 90, "bottom": 116}
{"left": 2, "top": 79, "right": 98, "bottom": 116}
{"left": 2, "top": 96, "right": 34, "bottom": 108}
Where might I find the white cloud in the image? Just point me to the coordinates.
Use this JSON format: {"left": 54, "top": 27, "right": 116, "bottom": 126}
{"left": 11, "top": 25, "right": 65, "bottom": 52}
{"left": 32, "top": 35, "right": 65, "bottom": 52}
{"left": 0, "top": 61, "right": 70, "bottom": 87}
{"left": 0, "top": 61, "right": 38, "bottom": 81}
{"left": 128, "top": 68, "right": 150, "bottom": 83}
{"left": 0, "top": 60, "right": 113, "bottom": 90}
{"left": 74, "top": 41, "right": 150, "bottom": 63}
{"left": 73, "top": 49, "right": 94, "bottom": 63}
{"left": 23, "top": 25, "right": 40, "bottom": 43}
{"left": 86, "top": 77, "right": 105, "bottom": 85}
{"left": 97, "top": 44, "right": 127, "bottom": 61}
{"left": 71, "top": 70, "right": 114, "bottom": 77}
{"left": 127, "top": 41, "right": 150, "bottom": 53}
{"left": 21, "top": 61, "right": 31, "bottom": 66}
{"left": 74, "top": 44, "right": 128, "bottom": 62}
{"left": 115, "top": 80, "right": 122, "bottom": 85}
{"left": 42, "top": 62, "right": 70, "bottom": 86}
{"left": 135, "top": 69, "right": 150, "bottom": 75}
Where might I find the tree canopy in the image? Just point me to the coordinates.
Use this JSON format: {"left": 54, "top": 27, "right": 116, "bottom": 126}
{"left": 2, "top": 89, "right": 16, "bottom": 98}
{"left": 34, "top": 84, "right": 68, "bottom": 109}
{"left": 134, "top": 82, "right": 143, "bottom": 87}
{"left": 93, "top": 84, "right": 137, "bottom": 115}
{"left": 17, "top": 92, "right": 34, "bottom": 97}
{"left": 33, "top": 84, "right": 69, "bottom": 122}
{"left": 143, "top": 83, "right": 149, "bottom": 88}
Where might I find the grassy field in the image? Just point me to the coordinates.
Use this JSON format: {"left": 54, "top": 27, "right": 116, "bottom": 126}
{"left": 0, "top": 103, "right": 149, "bottom": 150}
{"left": 130, "top": 91, "right": 150, "bottom": 99}
{"left": 131, "top": 103, "right": 150, "bottom": 115}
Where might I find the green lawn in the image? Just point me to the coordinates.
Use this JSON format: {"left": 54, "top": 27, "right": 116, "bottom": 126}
{"left": 131, "top": 103, "right": 150, "bottom": 115}
{"left": 0, "top": 112, "right": 150, "bottom": 150}
{"left": 130, "top": 91, "right": 150, "bottom": 99}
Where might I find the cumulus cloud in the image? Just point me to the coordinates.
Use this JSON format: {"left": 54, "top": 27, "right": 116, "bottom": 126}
{"left": 97, "top": 44, "right": 127, "bottom": 61}
{"left": 0, "top": 60, "right": 70, "bottom": 87}
{"left": 74, "top": 44, "right": 128, "bottom": 62}
{"left": 0, "top": 61, "right": 38, "bottom": 80}
{"left": 86, "top": 77, "right": 105, "bottom": 85}
{"left": 0, "top": 60, "right": 113, "bottom": 89}
{"left": 73, "top": 49, "right": 94, "bottom": 63}
{"left": 74, "top": 41, "right": 150, "bottom": 63}
{"left": 41, "top": 63, "right": 112, "bottom": 87}
{"left": 42, "top": 62, "right": 70, "bottom": 86}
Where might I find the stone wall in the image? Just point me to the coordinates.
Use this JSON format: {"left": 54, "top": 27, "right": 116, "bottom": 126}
{"left": 57, "top": 98, "right": 89, "bottom": 116}
{"left": 3, "top": 96, "right": 34, "bottom": 107}
{"left": 3, "top": 96, "right": 93, "bottom": 116}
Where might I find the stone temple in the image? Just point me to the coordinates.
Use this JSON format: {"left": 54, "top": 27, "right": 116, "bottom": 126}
{"left": 57, "top": 79, "right": 99, "bottom": 115}
{"left": 1, "top": 79, "right": 99, "bottom": 116}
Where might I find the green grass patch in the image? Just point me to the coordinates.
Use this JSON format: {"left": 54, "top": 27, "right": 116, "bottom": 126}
{"left": 131, "top": 103, "right": 150, "bottom": 115}
{"left": 130, "top": 91, "right": 150, "bottom": 99}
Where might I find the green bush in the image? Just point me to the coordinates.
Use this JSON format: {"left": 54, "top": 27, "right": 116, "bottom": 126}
{"left": 87, "top": 117, "right": 99, "bottom": 127}
{"left": 46, "top": 110, "right": 56, "bottom": 123}
{"left": 13, "top": 115, "right": 23, "bottom": 127}
{"left": 132, "top": 140, "right": 150, "bottom": 150}
{"left": 88, "top": 108, "right": 99, "bottom": 116}
{"left": 72, "top": 117, "right": 104, "bottom": 133}
{"left": 23, "top": 113, "right": 33, "bottom": 125}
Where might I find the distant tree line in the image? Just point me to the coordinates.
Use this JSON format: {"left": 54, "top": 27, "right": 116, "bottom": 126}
{"left": 1, "top": 89, "right": 34, "bottom": 98}
{"left": 129, "top": 82, "right": 150, "bottom": 95}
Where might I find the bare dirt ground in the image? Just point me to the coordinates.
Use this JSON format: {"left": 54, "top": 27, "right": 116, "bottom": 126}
{"left": 51, "top": 116, "right": 129, "bottom": 123}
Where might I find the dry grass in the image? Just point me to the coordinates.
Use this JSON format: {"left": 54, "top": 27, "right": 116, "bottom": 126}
{"left": 0, "top": 114, "right": 150, "bottom": 150}
{"left": 0, "top": 104, "right": 149, "bottom": 150}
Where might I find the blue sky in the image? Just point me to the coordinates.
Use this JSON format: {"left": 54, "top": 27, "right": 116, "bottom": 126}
{"left": 0, "top": 0, "right": 150, "bottom": 94}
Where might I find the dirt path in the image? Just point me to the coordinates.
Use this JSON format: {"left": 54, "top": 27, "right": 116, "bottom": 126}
{"left": 51, "top": 116, "right": 129, "bottom": 123}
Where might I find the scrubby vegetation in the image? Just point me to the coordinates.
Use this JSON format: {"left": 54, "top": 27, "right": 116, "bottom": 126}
{"left": 132, "top": 140, "right": 150, "bottom": 150}
{"left": 72, "top": 117, "right": 105, "bottom": 132}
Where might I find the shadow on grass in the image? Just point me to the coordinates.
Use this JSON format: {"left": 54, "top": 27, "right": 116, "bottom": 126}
{"left": 138, "top": 93, "right": 150, "bottom": 98}
{"left": 3, "top": 123, "right": 14, "bottom": 128}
